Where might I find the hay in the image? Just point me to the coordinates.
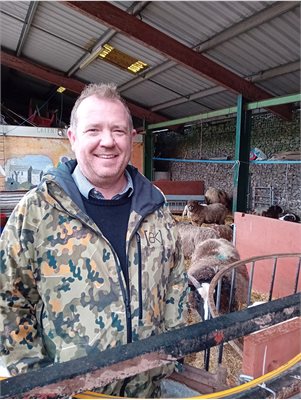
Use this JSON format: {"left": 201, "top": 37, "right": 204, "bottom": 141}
{"left": 184, "top": 307, "right": 243, "bottom": 388}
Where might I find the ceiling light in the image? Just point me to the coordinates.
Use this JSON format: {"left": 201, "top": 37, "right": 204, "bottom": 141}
{"left": 98, "top": 43, "right": 148, "bottom": 74}
{"left": 128, "top": 61, "right": 148, "bottom": 73}
{"left": 99, "top": 43, "right": 114, "bottom": 58}
{"left": 57, "top": 86, "right": 66, "bottom": 93}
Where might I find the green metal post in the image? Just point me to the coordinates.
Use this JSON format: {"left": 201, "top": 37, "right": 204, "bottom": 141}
{"left": 144, "top": 128, "right": 153, "bottom": 180}
{"left": 232, "top": 95, "right": 252, "bottom": 213}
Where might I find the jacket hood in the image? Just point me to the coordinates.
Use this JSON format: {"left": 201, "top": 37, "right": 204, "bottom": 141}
{"left": 42, "top": 160, "right": 165, "bottom": 218}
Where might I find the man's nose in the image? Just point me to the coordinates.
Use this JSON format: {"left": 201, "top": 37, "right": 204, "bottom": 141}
{"left": 99, "top": 130, "right": 115, "bottom": 146}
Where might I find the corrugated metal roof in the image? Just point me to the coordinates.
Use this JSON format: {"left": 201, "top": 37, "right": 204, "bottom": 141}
{"left": 22, "top": 27, "right": 86, "bottom": 72}
{"left": 141, "top": 1, "right": 273, "bottom": 47}
{"left": 0, "top": 11, "right": 24, "bottom": 51}
{"left": 109, "top": 33, "right": 168, "bottom": 67}
{"left": 161, "top": 101, "right": 211, "bottom": 119}
{"left": 0, "top": 1, "right": 300, "bottom": 124}
{"left": 75, "top": 58, "right": 133, "bottom": 87}
{"left": 153, "top": 65, "right": 216, "bottom": 97}
{"left": 258, "top": 72, "right": 301, "bottom": 96}
{"left": 199, "top": 91, "right": 239, "bottom": 111}
{"left": 207, "top": 7, "right": 300, "bottom": 77}
{"left": 122, "top": 79, "right": 178, "bottom": 108}
{"left": 33, "top": 2, "right": 109, "bottom": 50}
{"left": 0, "top": 1, "right": 29, "bottom": 20}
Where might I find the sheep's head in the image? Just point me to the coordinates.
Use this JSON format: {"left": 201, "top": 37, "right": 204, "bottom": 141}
{"left": 187, "top": 200, "right": 203, "bottom": 213}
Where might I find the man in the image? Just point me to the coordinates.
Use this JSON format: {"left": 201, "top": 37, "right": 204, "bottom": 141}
{"left": 0, "top": 83, "right": 188, "bottom": 397}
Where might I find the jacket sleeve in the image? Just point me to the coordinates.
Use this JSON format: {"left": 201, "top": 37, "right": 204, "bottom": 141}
{"left": 0, "top": 199, "right": 52, "bottom": 376}
{"left": 164, "top": 219, "right": 189, "bottom": 331}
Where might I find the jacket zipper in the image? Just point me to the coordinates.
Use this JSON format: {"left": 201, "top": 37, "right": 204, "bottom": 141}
{"left": 136, "top": 232, "right": 143, "bottom": 320}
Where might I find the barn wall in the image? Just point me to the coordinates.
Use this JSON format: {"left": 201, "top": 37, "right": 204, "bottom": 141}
{"left": 155, "top": 111, "right": 301, "bottom": 214}
{"left": 234, "top": 212, "right": 301, "bottom": 297}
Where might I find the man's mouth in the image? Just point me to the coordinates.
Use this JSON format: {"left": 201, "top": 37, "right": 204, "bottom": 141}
{"left": 95, "top": 154, "right": 117, "bottom": 159}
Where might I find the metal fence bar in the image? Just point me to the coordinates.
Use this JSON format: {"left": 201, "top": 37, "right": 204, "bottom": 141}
{"left": 228, "top": 269, "right": 236, "bottom": 313}
{"left": 247, "top": 261, "right": 255, "bottom": 305}
{"left": 1, "top": 294, "right": 299, "bottom": 399}
{"left": 208, "top": 253, "right": 301, "bottom": 318}
{"left": 216, "top": 278, "right": 222, "bottom": 313}
{"left": 294, "top": 257, "right": 301, "bottom": 294}
{"left": 269, "top": 257, "right": 278, "bottom": 301}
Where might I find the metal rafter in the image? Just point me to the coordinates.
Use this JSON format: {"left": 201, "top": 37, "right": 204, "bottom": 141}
{"left": 16, "top": 1, "right": 39, "bottom": 57}
{"left": 65, "top": 1, "right": 293, "bottom": 120}
{"left": 0, "top": 51, "right": 168, "bottom": 124}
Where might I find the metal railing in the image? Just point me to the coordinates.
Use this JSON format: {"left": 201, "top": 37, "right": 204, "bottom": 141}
{"left": 200, "top": 253, "right": 301, "bottom": 372}
{"left": 1, "top": 293, "right": 299, "bottom": 398}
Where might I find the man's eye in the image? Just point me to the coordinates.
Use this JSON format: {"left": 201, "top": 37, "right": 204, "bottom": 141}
{"left": 113, "top": 130, "right": 126, "bottom": 136}
{"left": 86, "top": 129, "right": 98, "bottom": 135}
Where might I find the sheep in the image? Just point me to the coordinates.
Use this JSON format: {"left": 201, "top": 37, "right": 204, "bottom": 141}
{"left": 279, "top": 213, "right": 300, "bottom": 223}
{"left": 188, "top": 238, "right": 249, "bottom": 320}
{"left": 177, "top": 223, "right": 220, "bottom": 258}
{"left": 177, "top": 222, "right": 233, "bottom": 259}
{"left": 186, "top": 200, "right": 228, "bottom": 226}
{"left": 262, "top": 205, "right": 283, "bottom": 219}
{"left": 252, "top": 205, "right": 300, "bottom": 223}
{"left": 203, "top": 223, "right": 233, "bottom": 242}
{"left": 205, "top": 187, "right": 232, "bottom": 210}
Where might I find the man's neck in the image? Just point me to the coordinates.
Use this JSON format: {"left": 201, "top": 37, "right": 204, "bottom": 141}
{"left": 94, "top": 175, "right": 127, "bottom": 199}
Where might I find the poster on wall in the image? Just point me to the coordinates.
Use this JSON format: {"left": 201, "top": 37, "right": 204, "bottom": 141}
{"left": 4, "top": 155, "right": 71, "bottom": 191}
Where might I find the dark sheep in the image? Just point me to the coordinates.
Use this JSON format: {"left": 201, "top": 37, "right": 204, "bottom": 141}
{"left": 262, "top": 205, "right": 283, "bottom": 219}
{"left": 186, "top": 200, "right": 228, "bottom": 226}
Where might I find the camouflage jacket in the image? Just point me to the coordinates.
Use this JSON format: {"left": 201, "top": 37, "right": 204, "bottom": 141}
{"left": 0, "top": 161, "right": 188, "bottom": 398}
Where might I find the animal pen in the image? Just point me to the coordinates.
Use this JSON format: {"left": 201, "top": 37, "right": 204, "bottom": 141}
{"left": 1, "top": 94, "right": 300, "bottom": 398}
{"left": 1, "top": 253, "right": 300, "bottom": 398}
{"left": 145, "top": 92, "right": 301, "bottom": 214}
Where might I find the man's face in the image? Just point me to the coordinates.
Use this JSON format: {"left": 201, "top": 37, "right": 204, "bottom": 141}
{"left": 68, "top": 95, "right": 136, "bottom": 189}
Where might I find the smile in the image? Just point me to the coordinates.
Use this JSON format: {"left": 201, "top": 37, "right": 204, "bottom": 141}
{"left": 95, "top": 154, "right": 117, "bottom": 159}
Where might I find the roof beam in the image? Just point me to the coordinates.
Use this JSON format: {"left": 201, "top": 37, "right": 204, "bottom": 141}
{"left": 118, "top": 1, "right": 299, "bottom": 93}
{"left": 65, "top": 1, "right": 293, "bottom": 119}
{"left": 0, "top": 50, "right": 167, "bottom": 124}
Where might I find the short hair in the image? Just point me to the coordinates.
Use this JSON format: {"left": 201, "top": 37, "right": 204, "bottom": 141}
{"left": 70, "top": 82, "right": 133, "bottom": 131}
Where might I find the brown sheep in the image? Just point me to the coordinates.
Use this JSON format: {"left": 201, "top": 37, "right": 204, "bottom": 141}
{"left": 188, "top": 238, "right": 249, "bottom": 319}
{"left": 186, "top": 200, "right": 228, "bottom": 226}
{"left": 205, "top": 187, "right": 232, "bottom": 210}
{"left": 176, "top": 223, "right": 220, "bottom": 258}
{"left": 204, "top": 223, "right": 233, "bottom": 242}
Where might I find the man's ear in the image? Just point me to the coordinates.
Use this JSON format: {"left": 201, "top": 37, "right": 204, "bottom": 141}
{"left": 67, "top": 128, "right": 76, "bottom": 151}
